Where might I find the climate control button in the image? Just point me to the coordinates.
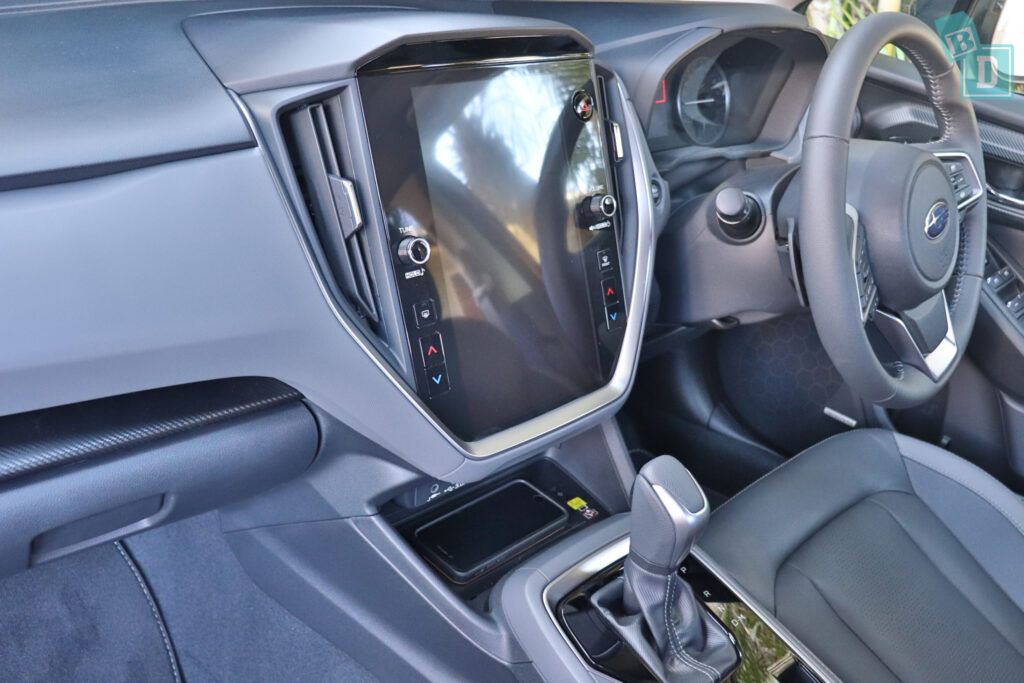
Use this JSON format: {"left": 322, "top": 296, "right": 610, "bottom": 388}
{"left": 419, "top": 333, "right": 445, "bottom": 365}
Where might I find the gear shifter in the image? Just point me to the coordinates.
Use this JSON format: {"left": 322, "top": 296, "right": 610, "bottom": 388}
{"left": 591, "top": 456, "right": 739, "bottom": 682}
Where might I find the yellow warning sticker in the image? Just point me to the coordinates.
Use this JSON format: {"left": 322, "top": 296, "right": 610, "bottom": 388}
{"left": 567, "top": 497, "right": 588, "bottom": 510}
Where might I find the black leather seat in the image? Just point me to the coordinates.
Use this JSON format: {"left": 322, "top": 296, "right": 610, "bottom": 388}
{"left": 700, "top": 429, "right": 1024, "bottom": 683}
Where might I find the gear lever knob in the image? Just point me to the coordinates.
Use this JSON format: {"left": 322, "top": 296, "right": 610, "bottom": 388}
{"left": 628, "top": 456, "right": 710, "bottom": 574}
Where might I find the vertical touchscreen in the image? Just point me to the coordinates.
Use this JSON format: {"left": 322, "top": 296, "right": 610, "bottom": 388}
{"left": 361, "top": 56, "right": 625, "bottom": 441}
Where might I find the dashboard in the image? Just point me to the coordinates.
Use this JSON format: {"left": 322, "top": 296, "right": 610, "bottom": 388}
{"left": 1, "top": 0, "right": 941, "bottom": 491}
{"left": 0, "top": 0, "right": 837, "bottom": 487}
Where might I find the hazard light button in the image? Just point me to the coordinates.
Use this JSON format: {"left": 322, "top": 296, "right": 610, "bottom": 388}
{"left": 419, "top": 333, "right": 445, "bottom": 365}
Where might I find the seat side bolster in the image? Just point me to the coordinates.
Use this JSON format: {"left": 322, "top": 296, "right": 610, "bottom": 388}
{"left": 897, "top": 433, "right": 1024, "bottom": 613}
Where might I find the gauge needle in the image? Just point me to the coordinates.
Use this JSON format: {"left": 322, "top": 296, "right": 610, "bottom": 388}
{"left": 683, "top": 98, "right": 716, "bottom": 105}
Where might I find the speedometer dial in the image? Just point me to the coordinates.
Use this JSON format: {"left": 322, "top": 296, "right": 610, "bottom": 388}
{"left": 675, "top": 57, "right": 731, "bottom": 146}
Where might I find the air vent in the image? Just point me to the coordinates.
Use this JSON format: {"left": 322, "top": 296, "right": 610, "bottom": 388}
{"left": 282, "top": 94, "right": 379, "bottom": 324}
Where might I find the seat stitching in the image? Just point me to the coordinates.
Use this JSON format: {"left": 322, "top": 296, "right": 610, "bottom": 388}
{"left": 780, "top": 560, "right": 901, "bottom": 683}
{"left": 865, "top": 495, "right": 1024, "bottom": 660}
{"left": 114, "top": 541, "right": 182, "bottom": 683}
{"left": 663, "top": 575, "right": 717, "bottom": 682}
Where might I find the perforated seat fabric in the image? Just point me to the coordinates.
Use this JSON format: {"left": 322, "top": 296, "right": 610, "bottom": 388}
{"left": 700, "top": 429, "right": 1024, "bottom": 683}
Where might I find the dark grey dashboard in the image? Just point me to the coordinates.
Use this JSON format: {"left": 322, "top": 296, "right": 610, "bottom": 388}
{"left": 4, "top": 2, "right": 1024, "bottom": 681}
{"left": 3, "top": 0, "right": 1024, "bottom": 483}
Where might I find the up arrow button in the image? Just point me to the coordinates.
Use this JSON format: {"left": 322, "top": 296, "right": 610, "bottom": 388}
{"left": 418, "top": 333, "right": 446, "bottom": 365}
{"left": 601, "top": 277, "right": 620, "bottom": 305}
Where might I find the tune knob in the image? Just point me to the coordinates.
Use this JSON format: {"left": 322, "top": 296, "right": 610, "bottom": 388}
{"left": 714, "top": 187, "right": 762, "bottom": 241}
{"left": 397, "top": 237, "right": 431, "bottom": 266}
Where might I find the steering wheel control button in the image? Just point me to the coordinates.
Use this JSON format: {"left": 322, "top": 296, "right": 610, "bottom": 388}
{"left": 714, "top": 187, "right": 762, "bottom": 241}
{"left": 605, "top": 303, "right": 625, "bottom": 331}
{"left": 572, "top": 89, "right": 595, "bottom": 121}
{"left": 412, "top": 299, "right": 437, "bottom": 328}
{"left": 578, "top": 194, "right": 617, "bottom": 230}
{"left": 425, "top": 364, "right": 451, "bottom": 397}
{"left": 601, "top": 278, "right": 620, "bottom": 305}
{"left": 938, "top": 154, "right": 983, "bottom": 211}
{"left": 397, "top": 236, "right": 431, "bottom": 266}
{"left": 419, "top": 333, "right": 445, "bottom": 365}
{"left": 597, "top": 249, "right": 615, "bottom": 272}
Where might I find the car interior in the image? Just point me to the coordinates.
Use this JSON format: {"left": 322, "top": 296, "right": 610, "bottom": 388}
{"left": 2, "top": 0, "right": 1024, "bottom": 681}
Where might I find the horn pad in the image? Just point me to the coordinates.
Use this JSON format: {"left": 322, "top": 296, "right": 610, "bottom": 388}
{"left": 848, "top": 140, "right": 959, "bottom": 312}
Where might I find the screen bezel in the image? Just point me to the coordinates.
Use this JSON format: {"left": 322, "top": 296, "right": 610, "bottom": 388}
{"left": 350, "top": 46, "right": 654, "bottom": 458}
{"left": 360, "top": 54, "right": 629, "bottom": 443}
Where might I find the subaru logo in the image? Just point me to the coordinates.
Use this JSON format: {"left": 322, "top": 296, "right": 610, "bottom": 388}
{"left": 924, "top": 201, "right": 950, "bottom": 240}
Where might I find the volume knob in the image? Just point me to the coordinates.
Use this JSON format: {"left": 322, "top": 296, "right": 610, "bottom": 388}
{"left": 587, "top": 194, "right": 618, "bottom": 220}
{"left": 397, "top": 237, "right": 431, "bottom": 266}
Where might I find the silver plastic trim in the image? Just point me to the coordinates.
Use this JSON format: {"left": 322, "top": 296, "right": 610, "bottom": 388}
{"left": 987, "top": 183, "right": 1024, "bottom": 209}
{"left": 933, "top": 151, "right": 984, "bottom": 211}
{"left": 234, "top": 64, "right": 655, "bottom": 460}
{"left": 823, "top": 406, "right": 858, "bottom": 428}
{"left": 362, "top": 52, "right": 591, "bottom": 74}
{"left": 847, "top": 203, "right": 876, "bottom": 323}
{"left": 540, "top": 534, "right": 841, "bottom": 683}
{"left": 874, "top": 292, "right": 957, "bottom": 381}
{"left": 397, "top": 236, "right": 431, "bottom": 266}
{"left": 652, "top": 480, "right": 708, "bottom": 518}
{"left": 610, "top": 121, "right": 625, "bottom": 162}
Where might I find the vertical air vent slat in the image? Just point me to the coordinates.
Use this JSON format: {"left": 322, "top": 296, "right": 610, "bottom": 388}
{"left": 284, "top": 95, "right": 379, "bottom": 324}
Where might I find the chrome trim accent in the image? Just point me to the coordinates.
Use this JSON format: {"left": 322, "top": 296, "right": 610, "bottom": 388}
{"left": 233, "top": 64, "right": 655, "bottom": 460}
{"left": 987, "top": 183, "right": 1024, "bottom": 209}
{"left": 924, "top": 200, "right": 950, "bottom": 240}
{"left": 652, "top": 479, "right": 708, "bottom": 518}
{"left": 874, "top": 292, "right": 957, "bottom": 381}
{"left": 610, "top": 121, "right": 625, "bottom": 162}
{"left": 540, "top": 533, "right": 840, "bottom": 683}
{"left": 363, "top": 52, "right": 591, "bottom": 74}
{"left": 690, "top": 547, "right": 841, "bottom": 683}
{"left": 933, "top": 151, "right": 984, "bottom": 211}
{"left": 397, "top": 236, "right": 431, "bottom": 266}
{"left": 823, "top": 406, "right": 858, "bottom": 428}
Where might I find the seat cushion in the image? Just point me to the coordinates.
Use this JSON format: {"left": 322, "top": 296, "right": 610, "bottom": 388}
{"left": 700, "top": 429, "right": 1024, "bottom": 683}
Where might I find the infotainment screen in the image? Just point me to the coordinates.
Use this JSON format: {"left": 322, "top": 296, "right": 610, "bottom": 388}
{"left": 360, "top": 54, "right": 626, "bottom": 441}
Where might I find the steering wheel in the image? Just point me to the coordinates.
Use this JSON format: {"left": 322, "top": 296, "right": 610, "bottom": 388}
{"left": 801, "top": 12, "right": 987, "bottom": 408}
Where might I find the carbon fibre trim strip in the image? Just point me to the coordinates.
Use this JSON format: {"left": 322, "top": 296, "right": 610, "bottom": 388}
{"left": 0, "top": 378, "right": 301, "bottom": 484}
{"left": 872, "top": 103, "right": 1024, "bottom": 166}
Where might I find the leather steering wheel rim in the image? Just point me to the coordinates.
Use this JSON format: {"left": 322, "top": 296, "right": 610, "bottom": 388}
{"left": 801, "top": 12, "right": 987, "bottom": 409}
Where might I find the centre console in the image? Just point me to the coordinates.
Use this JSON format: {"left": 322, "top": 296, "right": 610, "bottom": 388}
{"left": 493, "top": 458, "right": 839, "bottom": 683}
{"left": 359, "top": 40, "right": 628, "bottom": 442}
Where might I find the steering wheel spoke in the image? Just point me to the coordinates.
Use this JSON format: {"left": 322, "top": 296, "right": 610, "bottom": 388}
{"left": 847, "top": 204, "right": 877, "bottom": 323}
{"left": 873, "top": 292, "right": 957, "bottom": 381}
{"left": 918, "top": 147, "right": 985, "bottom": 213}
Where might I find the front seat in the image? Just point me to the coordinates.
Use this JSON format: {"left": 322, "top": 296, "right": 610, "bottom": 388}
{"left": 700, "top": 429, "right": 1024, "bottom": 682}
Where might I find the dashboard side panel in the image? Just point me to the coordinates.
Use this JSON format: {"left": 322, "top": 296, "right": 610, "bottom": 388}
{"left": 0, "top": 3, "right": 253, "bottom": 189}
